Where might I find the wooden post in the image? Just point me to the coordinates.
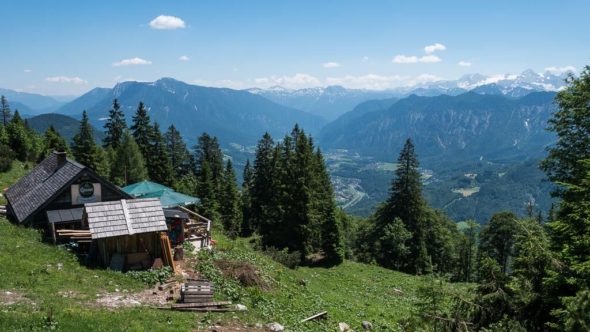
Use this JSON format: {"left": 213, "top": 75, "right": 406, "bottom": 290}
{"left": 50, "top": 222, "right": 57, "bottom": 245}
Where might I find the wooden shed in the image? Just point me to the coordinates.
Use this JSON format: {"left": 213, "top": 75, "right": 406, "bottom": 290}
{"left": 83, "top": 198, "right": 172, "bottom": 270}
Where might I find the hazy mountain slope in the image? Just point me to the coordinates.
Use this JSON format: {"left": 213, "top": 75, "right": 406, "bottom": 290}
{"left": 55, "top": 78, "right": 325, "bottom": 145}
{"left": 0, "top": 88, "right": 64, "bottom": 113}
{"left": 320, "top": 91, "right": 557, "bottom": 166}
{"left": 248, "top": 85, "right": 400, "bottom": 121}
{"left": 27, "top": 113, "right": 104, "bottom": 142}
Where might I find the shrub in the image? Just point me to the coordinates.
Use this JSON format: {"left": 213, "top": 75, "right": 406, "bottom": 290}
{"left": 127, "top": 266, "right": 173, "bottom": 286}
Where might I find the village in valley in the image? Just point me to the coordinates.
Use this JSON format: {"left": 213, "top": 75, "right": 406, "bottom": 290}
{"left": 1, "top": 2, "right": 590, "bottom": 331}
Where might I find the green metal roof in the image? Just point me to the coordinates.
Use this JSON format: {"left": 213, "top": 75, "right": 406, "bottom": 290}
{"left": 141, "top": 189, "right": 199, "bottom": 208}
{"left": 121, "top": 180, "right": 171, "bottom": 197}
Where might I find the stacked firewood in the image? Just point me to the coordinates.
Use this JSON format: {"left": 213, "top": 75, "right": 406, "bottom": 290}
{"left": 56, "top": 229, "right": 92, "bottom": 243}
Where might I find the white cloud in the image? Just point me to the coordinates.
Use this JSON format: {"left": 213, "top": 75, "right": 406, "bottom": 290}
{"left": 393, "top": 55, "right": 418, "bottom": 63}
{"left": 419, "top": 54, "right": 441, "bottom": 63}
{"left": 407, "top": 74, "right": 442, "bottom": 86}
{"left": 393, "top": 54, "right": 441, "bottom": 64}
{"left": 24, "top": 69, "right": 32, "bottom": 73}
{"left": 323, "top": 62, "right": 340, "bottom": 68}
{"left": 179, "top": 55, "right": 190, "bottom": 61}
{"left": 544, "top": 65, "right": 576, "bottom": 74}
{"left": 362, "top": 56, "right": 369, "bottom": 62}
{"left": 458, "top": 61, "right": 472, "bottom": 67}
{"left": 424, "top": 43, "right": 446, "bottom": 54}
{"left": 149, "top": 15, "right": 186, "bottom": 30}
{"left": 46, "top": 76, "right": 88, "bottom": 85}
{"left": 112, "top": 57, "right": 152, "bottom": 67}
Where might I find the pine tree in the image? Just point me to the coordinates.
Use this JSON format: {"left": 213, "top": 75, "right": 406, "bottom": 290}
{"left": 251, "top": 133, "right": 281, "bottom": 244}
{"left": 313, "top": 148, "right": 345, "bottom": 264}
{"left": 147, "top": 123, "right": 173, "bottom": 186}
{"left": 43, "top": 125, "right": 70, "bottom": 156}
{"left": 6, "top": 111, "right": 32, "bottom": 162}
{"left": 1, "top": 95, "right": 10, "bottom": 126}
{"left": 71, "top": 111, "right": 99, "bottom": 169}
{"left": 193, "top": 133, "right": 225, "bottom": 218}
{"left": 219, "top": 159, "right": 242, "bottom": 238}
{"left": 165, "top": 125, "right": 192, "bottom": 179}
{"left": 110, "top": 130, "right": 148, "bottom": 186}
{"left": 375, "top": 138, "right": 427, "bottom": 273}
{"left": 459, "top": 220, "right": 479, "bottom": 282}
{"left": 103, "top": 99, "right": 127, "bottom": 149}
{"left": 241, "top": 159, "right": 254, "bottom": 236}
{"left": 196, "top": 160, "right": 220, "bottom": 221}
{"left": 478, "top": 212, "right": 518, "bottom": 275}
{"left": 130, "top": 101, "right": 153, "bottom": 159}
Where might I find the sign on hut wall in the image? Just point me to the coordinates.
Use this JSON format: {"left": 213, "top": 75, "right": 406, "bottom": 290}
{"left": 71, "top": 182, "right": 102, "bottom": 205}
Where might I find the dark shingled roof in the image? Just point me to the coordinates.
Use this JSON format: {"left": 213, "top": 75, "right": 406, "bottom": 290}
{"left": 5, "top": 153, "right": 85, "bottom": 223}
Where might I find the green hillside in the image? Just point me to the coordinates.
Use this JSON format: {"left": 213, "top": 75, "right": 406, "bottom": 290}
{"left": 0, "top": 215, "right": 469, "bottom": 331}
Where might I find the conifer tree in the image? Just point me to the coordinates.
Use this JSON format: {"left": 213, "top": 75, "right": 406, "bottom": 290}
{"left": 478, "top": 211, "right": 518, "bottom": 274}
{"left": 314, "top": 149, "right": 345, "bottom": 264}
{"left": 375, "top": 138, "right": 427, "bottom": 273}
{"left": 193, "top": 133, "right": 225, "bottom": 218}
{"left": 251, "top": 133, "right": 280, "bottom": 243}
{"left": 219, "top": 159, "right": 242, "bottom": 238}
{"left": 241, "top": 159, "right": 254, "bottom": 236}
{"left": 103, "top": 99, "right": 127, "bottom": 149}
{"left": 147, "top": 123, "right": 173, "bottom": 186}
{"left": 130, "top": 101, "right": 153, "bottom": 159}
{"left": 165, "top": 125, "right": 192, "bottom": 179}
{"left": 1, "top": 95, "right": 10, "bottom": 126}
{"left": 6, "top": 111, "right": 32, "bottom": 162}
{"left": 43, "top": 125, "right": 70, "bottom": 156}
{"left": 111, "top": 130, "right": 148, "bottom": 186}
{"left": 196, "top": 159, "right": 220, "bottom": 221}
{"left": 71, "top": 111, "right": 99, "bottom": 169}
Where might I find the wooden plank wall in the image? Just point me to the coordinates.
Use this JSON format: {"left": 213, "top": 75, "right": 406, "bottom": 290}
{"left": 97, "top": 232, "right": 162, "bottom": 267}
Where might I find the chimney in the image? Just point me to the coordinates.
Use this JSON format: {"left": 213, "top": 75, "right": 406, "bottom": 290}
{"left": 55, "top": 151, "right": 67, "bottom": 166}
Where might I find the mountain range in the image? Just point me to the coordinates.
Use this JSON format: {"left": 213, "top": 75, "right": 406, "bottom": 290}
{"left": 320, "top": 91, "right": 557, "bottom": 166}
{"left": 245, "top": 69, "right": 569, "bottom": 121}
{"left": 54, "top": 78, "right": 325, "bottom": 145}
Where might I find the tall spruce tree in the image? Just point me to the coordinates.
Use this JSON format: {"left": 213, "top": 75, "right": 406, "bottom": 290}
{"left": 219, "top": 160, "right": 242, "bottom": 238}
{"left": 375, "top": 138, "right": 428, "bottom": 273}
{"left": 111, "top": 130, "right": 148, "bottom": 186}
{"left": 103, "top": 99, "right": 127, "bottom": 149}
{"left": 193, "top": 133, "right": 225, "bottom": 218}
{"left": 1, "top": 95, "right": 11, "bottom": 126}
{"left": 251, "top": 133, "right": 280, "bottom": 244}
{"left": 241, "top": 159, "right": 254, "bottom": 236}
{"left": 478, "top": 211, "right": 518, "bottom": 275}
{"left": 71, "top": 111, "right": 99, "bottom": 168}
{"left": 148, "top": 123, "right": 173, "bottom": 186}
{"left": 314, "top": 149, "right": 345, "bottom": 264}
{"left": 165, "top": 125, "right": 192, "bottom": 179}
{"left": 130, "top": 101, "right": 153, "bottom": 159}
{"left": 196, "top": 159, "right": 220, "bottom": 221}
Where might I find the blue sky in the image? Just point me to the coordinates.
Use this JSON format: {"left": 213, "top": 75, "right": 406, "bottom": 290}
{"left": 1, "top": 0, "right": 589, "bottom": 95}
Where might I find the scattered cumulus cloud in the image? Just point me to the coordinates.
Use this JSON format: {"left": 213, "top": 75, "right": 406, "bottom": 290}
{"left": 394, "top": 43, "right": 446, "bottom": 64}
{"left": 458, "top": 61, "right": 472, "bottom": 67}
{"left": 149, "top": 15, "right": 186, "bottom": 30}
{"left": 179, "top": 55, "right": 190, "bottom": 61}
{"left": 424, "top": 43, "right": 446, "bottom": 54}
{"left": 326, "top": 74, "right": 404, "bottom": 90}
{"left": 112, "top": 57, "right": 152, "bottom": 67}
{"left": 23, "top": 69, "right": 32, "bottom": 73}
{"left": 323, "top": 62, "right": 340, "bottom": 68}
{"left": 544, "top": 65, "right": 576, "bottom": 74}
{"left": 46, "top": 76, "right": 88, "bottom": 85}
{"left": 393, "top": 54, "right": 441, "bottom": 64}
{"left": 362, "top": 56, "right": 369, "bottom": 62}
